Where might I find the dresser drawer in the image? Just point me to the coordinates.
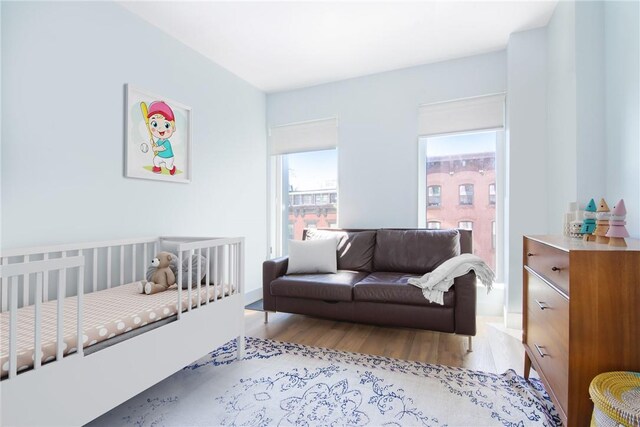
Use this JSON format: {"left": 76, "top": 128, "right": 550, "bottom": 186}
{"left": 526, "top": 271, "right": 569, "bottom": 413}
{"left": 524, "top": 238, "right": 570, "bottom": 295}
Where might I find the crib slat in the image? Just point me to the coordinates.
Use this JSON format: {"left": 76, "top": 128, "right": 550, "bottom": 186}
{"left": 132, "top": 244, "right": 137, "bottom": 282}
{"left": 221, "top": 246, "right": 226, "bottom": 300}
{"left": 205, "top": 247, "right": 210, "bottom": 305}
{"left": 235, "top": 244, "right": 240, "bottom": 296}
{"left": 77, "top": 264, "right": 84, "bottom": 357}
{"left": 9, "top": 276, "right": 18, "bottom": 378}
{"left": 22, "top": 255, "right": 30, "bottom": 307}
{"left": 107, "top": 247, "right": 112, "bottom": 288}
{"left": 196, "top": 249, "right": 201, "bottom": 307}
{"left": 229, "top": 245, "right": 234, "bottom": 297}
{"left": 43, "top": 254, "right": 49, "bottom": 302}
{"left": 92, "top": 249, "right": 98, "bottom": 293}
{"left": 187, "top": 249, "right": 193, "bottom": 311}
{"left": 34, "top": 272, "right": 42, "bottom": 369}
{"left": 1, "top": 257, "right": 7, "bottom": 312}
{"left": 213, "top": 247, "right": 219, "bottom": 301}
{"left": 239, "top": 241, "right": 245, "bottom": 296}
{"left": 120, "top": 245, "right": 124, "bottom": 286}
{"left": 56, "top": 266, "right": 66, "bottom": 361}
{"left": 177, "top": 251, "right": 183, "bottom": 319}
{"left": 60, "top": 251, "right": 67, "bottom": 298}
{"left": 143, "top": 244, "right": 148, "bottom": 277}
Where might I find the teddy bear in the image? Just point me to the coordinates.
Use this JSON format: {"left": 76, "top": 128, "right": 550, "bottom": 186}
{"left": 136, "top": 252, "right": 176, "bottom": 295}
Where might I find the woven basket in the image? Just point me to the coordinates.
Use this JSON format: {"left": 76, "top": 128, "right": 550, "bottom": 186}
{"left": 590, "top": 371, "right": 640, "bottom": 427}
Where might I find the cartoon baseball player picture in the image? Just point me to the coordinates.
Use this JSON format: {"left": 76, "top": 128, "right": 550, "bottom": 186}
{"left": 140, "top": 100, "right": 177, "bottom": 175}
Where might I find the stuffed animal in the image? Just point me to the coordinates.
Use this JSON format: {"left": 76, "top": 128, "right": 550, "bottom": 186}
{"left": 136, "top": 252, "right": 177, "bottom": 295}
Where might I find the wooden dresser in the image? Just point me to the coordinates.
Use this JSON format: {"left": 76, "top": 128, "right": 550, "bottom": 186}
{"left": 523, "top": 235, "right": 640, "bottom": 427}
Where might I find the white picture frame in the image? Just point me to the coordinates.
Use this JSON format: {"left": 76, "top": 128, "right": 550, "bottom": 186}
{"left": 125, "top": 84, "right": 192, "bottom": 183}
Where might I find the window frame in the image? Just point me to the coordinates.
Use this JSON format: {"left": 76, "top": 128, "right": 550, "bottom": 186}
{"left": 427, "top": 221, "right": 442, "bottom": 230}
{"left": 489, "top": 183, "right": 496, "bottom": 205}
{"left": 427, "top": 185, "right": 442, "bottom": 207}
{"left": 458, "top": 221, "right": 473, "bottom": 230}
{"left": 459, "top": 184, "right": 474, "bottom": 206}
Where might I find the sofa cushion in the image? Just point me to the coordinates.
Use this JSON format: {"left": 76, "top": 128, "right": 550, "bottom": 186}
{"left": 373, "top": 229, "right": 460, "bottom": 274}
{"left": 305, "top": 229, "right": 377, "bottom": 272}
{"left": 270, "top": 271, "right": 369, "bottom": 302}
{"left": 353, "top": 272, "right": 456, "bottom": 308}
{"left": 287, "top": 238, "right": 338, "bottom": 274}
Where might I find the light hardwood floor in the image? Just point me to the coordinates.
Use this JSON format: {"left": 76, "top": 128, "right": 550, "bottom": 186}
{"left": 244, "top": 310, "right": 536, "bottom": 377}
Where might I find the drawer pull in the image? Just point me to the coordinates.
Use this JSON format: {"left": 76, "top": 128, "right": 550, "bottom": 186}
{"left": 551, "top": 266, "right": 562, "bottom": 272}
{"left": 534, "top": 344, "right": 548, "bottom": 358}
{"left": 535, "top": 300, "right": 549, "bottom": 310}
{"left": 527, "top": 252, "right": 535, "bottom": 257}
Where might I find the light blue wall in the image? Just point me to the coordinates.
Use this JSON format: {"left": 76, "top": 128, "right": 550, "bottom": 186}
{"left": 505, "top": 28, "right": 548, "bottom": 326}
{"left": 545, "top": 0, "right": 638, "bottom": 238}
{"left": 605, "top": 0, "right": 640, "bottom": 238}
{"left": 267, "top": 51, "right": 506, "bottom": 229}
{"left": 546, "top": 0, "right": 577, "bottom": 234}
{"left": 1, "top": 2, "right": 267, "bottom": 292}
{"left": 575, "top": 1, "right": 606, "bottom": 205}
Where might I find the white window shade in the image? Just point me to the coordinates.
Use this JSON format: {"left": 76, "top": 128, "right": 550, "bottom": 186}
{"left": 418, "top": 94, "right": 505, "bottom": 137}
{"left": 269, "top": 118, "right": 338, "bottom": 155}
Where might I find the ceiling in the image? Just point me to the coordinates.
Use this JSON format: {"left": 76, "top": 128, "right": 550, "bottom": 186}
{"left": 120, "top": 1, "right": 558, "bottom": 93}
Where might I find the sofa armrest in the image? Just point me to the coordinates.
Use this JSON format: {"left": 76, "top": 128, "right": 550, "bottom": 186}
{"left": 262, "top": 256, "right": 289, "bottom": 311}
{"left": 453, "top": 271, "right": 477, "bottom": 336}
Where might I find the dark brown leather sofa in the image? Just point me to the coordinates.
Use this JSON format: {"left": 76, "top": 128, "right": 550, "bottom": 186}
{"left": 262, "top": 228, "right": 477, "bottom": 345}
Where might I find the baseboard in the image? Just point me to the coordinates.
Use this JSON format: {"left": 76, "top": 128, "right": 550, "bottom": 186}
{"left": 504, "top": 310, "right": 523, "bottom": 330}
{"left": 244, "top": 287, "right": 262, "bottom": 304}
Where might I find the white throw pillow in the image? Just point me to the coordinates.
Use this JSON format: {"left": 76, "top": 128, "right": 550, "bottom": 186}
{"left": 286, "top": 238, "right": 338, "bottom": 274}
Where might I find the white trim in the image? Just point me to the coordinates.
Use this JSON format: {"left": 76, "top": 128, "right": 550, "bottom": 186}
{"left": 244, "top": 287, "right": 263, "bottom": 305}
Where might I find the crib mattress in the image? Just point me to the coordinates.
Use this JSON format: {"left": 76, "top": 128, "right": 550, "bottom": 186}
{"left": 0, "top": 282, "right": 232, "bottom": 378}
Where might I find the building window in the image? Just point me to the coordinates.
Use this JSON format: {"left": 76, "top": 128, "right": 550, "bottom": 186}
{"left": 427, "top": 185, "right": 441, "bottom": 207}
{"left": 427, "top": 221, "right": 441, "bottom": 230}
{"left": 316, "top": 193, "right": 329, "bottom": 205}
{"left": 459, "top": 184, "right": 474, "bottom": 205}
{"left": 458, "top": 221, "right": 473, "bottom": 230}
{"left": 489, "top": 183, "right": 496, "bottom": 205}
{"left": 492, "top": 221, "right": 496, "bottom": 249}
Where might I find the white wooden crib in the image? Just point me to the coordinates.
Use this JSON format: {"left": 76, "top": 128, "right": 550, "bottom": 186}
{"left": 0, "top": 236, "right": 245, "bottom": 427}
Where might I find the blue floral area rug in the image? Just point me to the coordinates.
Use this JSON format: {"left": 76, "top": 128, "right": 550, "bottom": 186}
{"left": 89, "top": 337, "right": 561, "bottom": 426}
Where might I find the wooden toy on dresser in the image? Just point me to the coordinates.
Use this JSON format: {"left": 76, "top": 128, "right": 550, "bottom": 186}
{"left": 564, "top": 201, "right": 585, "bottom": 238}
{"left": 593, "top": 198, "right": 610, "bottom": 244}
{"left": 606, "top": 199, "right": 629, "bottom": 247}
{"left": 580, "top": 198, "right": 597, "bottom": 241}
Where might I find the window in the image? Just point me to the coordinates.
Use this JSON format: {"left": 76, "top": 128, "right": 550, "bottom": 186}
{"left": 459, "top": 184, "right": 474, "bottom": 205}
{"left": 419, "top": 130, "right": 499, "bottom": 272}
{"left": 458, "top": 221, "right": 473, "bottom": 230}
{"left": 427, "top": 185, "right": 441, "bottom": 207}
{"left": 427, "top": 221, "right": 441, "bottom": 230}
{"left": 275, "top": 149, "right": 338, "bottom": 254}
{"left": 418, "top": 96, "right": 504, "bottom": 276}
{"left": 489, "top": 183, "right": 496, "bottom": 205}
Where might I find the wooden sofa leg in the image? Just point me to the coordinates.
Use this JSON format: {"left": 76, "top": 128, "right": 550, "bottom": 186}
{"left": 468, "top": 336, "right": 473, "bottom": 352}
{"left": 264, "top": 311, "right": 269, "bottom": 324}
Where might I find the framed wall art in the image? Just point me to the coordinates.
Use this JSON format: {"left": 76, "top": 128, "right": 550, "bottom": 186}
{"left": 125, "top": 84, "right": 192, "bottom": 183}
